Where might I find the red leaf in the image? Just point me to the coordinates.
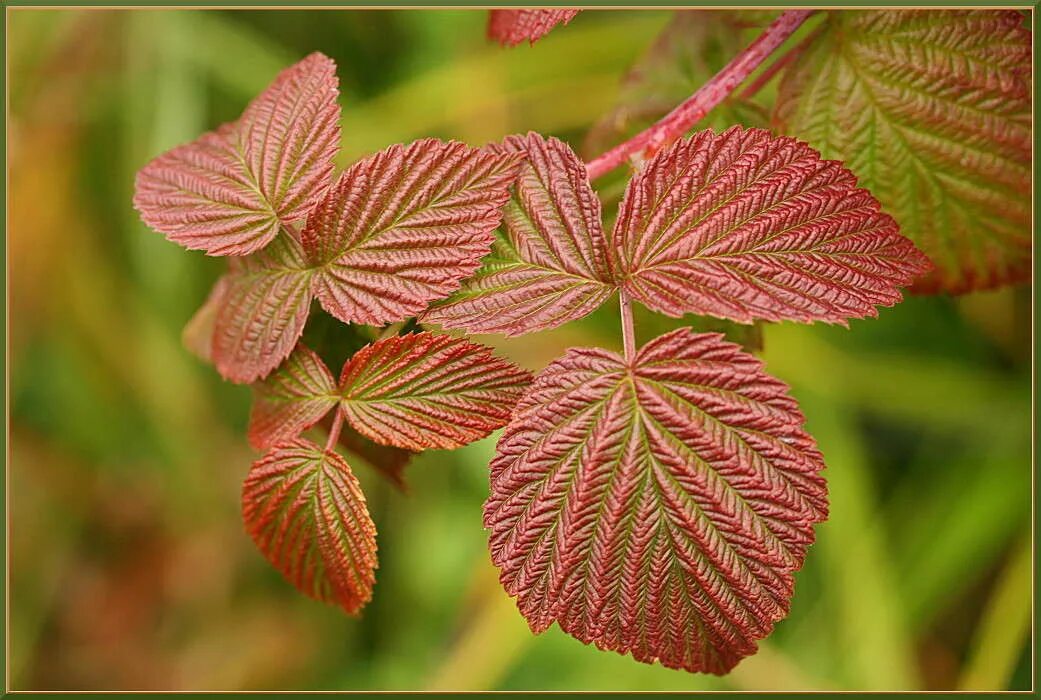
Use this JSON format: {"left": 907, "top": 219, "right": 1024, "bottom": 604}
{"left": 613, "top": 127, "right": 932, "bottom": 325}
{"left": 243, "top": 439, "right": 377, "bottom": 615}
{"left": 423, "top": 133, "right": 613, "bottom": 336}
{"left": 182, "top": 277, "right": 229, "bottom": 364}
{"left": 134, "top": 52, "right": 339, "bottom": 256}
{"left": 486, "top": 328, "right": 828, "bottom": 674}
{"left": 249, "top": 344, "right": 339, "bottom": 450}
{"left": 487, "top": 9, "right": 580, "bottom": 46}
{"left": 338, "top": 332, "right": 532, "bottom": 451}
{"left": 301, "top": 139, "right": 523, "bottom": 326}
{"left": 212, "top": 233, "right": 314, "bottom": 384}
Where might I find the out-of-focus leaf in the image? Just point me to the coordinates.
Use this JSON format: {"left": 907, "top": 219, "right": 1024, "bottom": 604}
{"left": 774, "top": 10, "right": 1031, "bottom": 293}
{"left": 612, "top": 127, "right": 932, "bottom": 325}
{"left": 487, "top": 9, "right": 579, "bottom": 47}
{"left": 486, "top": 328, "right": 828, "bottom": 674}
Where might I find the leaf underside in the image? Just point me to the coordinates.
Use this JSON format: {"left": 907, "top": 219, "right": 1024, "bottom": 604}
{"left": 424, "top": 132, "right": 613, "bottom": 336}
{"left": 613, "top": 127, "right": 932, "bottom": 325}
{"left": 301, "top": 139, "right": 523, "bottom": 327}
{"left": 242, "top": 439, "right": 377, "bottom": 615}
{"left": 486, "top": 328, "right": 828, "bottom": 674}
{"left": 249, "top": 344, "right": 339, "bottom": 450}
{"left": 339, "top": 332, "right": 532, "bottom": 451}
{"left": 774, "top": 10, "right": 1031, "bottom": 293}
{"left": 211, "top": 233, "right": 314, "bottom": 383}
{"left": 487, "top": 9, "right": 580, "bottom": 47}
{"left": 134, "top": 52, "right": 340, "bottom": 256}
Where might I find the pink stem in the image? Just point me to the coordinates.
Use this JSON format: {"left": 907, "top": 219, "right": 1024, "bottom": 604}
{"left": 738, "top": 26, "right": 819, "bottom": 100}
{"left": 584, "top": 9, "right": 814, "bottom": 181}
{"left": 325, "top": 409, "right": 345, "bottom": 452}
{"left": 619, "top": 289, "right": 636, "bottom": 362}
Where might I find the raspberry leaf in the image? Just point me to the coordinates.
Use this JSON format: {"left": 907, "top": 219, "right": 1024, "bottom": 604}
{"left": 212, "top": 233, "right": 314, "bottom": 384}
{"left": 424, "top": 133, "right": 613, "bottom": 336}
{"left": 486, "top": 328, "right": 828, "bottom": 674}
{"left": 134, "top": 52, "right": 340, "bottom": 256}
{"left": 182, "top": 277, "right": 229, "bottom": 364}
{"left": 774, "top": 10, "right": 1030, "bottom": 293}
{"left": 338, "top": 332, "right": 532, "bottom": 451}
{"left": 242, "top": 439, "right": 377, "bottom": 615}
{"left": 613, "top": 127, "right": 931, "bottom": 325}
{"left": 301, "top": 139, "right": 523, "bottom": 326}
{"left": 249, "top": 344, "right": 339, "bottom": 450}
{"left": 487, "top": 9, "right": 579, "bottom": 47}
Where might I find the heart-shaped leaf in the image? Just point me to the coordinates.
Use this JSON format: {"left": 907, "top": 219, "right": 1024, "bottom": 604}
{"left": 339, "top": 332, "right": 532, "bottom": 451}
{"left": 212, "top": 233, "right": 314, "bottom": 383}
{"left": 774, "top": 10, "right": 1031, "bottom": 293}
{"left": 486, "top": 328, "right": 828, "bottom": 674}
{"left": 301, "top": 139, "right": 523, "bottom": 326}
{"left": 249, "top": 344, "right": 339, "bottom": 450}
{"left": 487, "top": 9, "right": 579, "bottom": 46}
{"left": 613, "top": 127, "right": 932, "bottom": 325}
{"left": 424, "top": 133, "right": 613, "bottom": 336}
{"left": 242, "top": 439, "right": 377, "bottom": 615}
{"left": 134, "top": 52, "right": 340, "bottom": 256}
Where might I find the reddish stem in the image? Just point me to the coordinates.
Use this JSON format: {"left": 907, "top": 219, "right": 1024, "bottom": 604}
{"left": 738, "top": 26, "right": 820, "bottom": 100}
{"left": 325, "top": 409, "right": 345, "bottom": 452}
{"left": 619, "top": 289, "right": 636, "bottom": 362}
{"left": 584, "top": 9, "right": 814, "bottom": 181}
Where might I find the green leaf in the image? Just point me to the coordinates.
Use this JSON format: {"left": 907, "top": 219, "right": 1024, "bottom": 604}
{"left": 774, "top": 10, "right": 1031, "bottom": 293}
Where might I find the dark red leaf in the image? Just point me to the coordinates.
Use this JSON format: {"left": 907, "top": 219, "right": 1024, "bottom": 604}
{"left": 212, "top": 233, "right": 314, "bottom": 383}
{"left": 249, "top": 344, "right": 339, "bottom": 450}
{"left": 488, "top": 9, "right": 580, "bottom": 46}
{"left": 424, "top": 132, "right": 613, "bottom": 336}
{"left": 243, "top": 439, "right": 377, "bottom": 615}
{"left": 301, "top": 139, "right": 523, "bottom": 326}
{"left": 486, "top": 328, "right": 828, "bottom": 674}
{"left": 134, "top": 53, "right": 339, "bottom": 256}
{"left": 613, "top": 127, "right": 932, "bottom": 325}
{"left": 338, "top": 332, "right": 531, "bottom": 451}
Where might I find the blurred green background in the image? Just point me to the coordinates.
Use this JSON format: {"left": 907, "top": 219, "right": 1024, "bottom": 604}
{"left": 7, "top": 8, "right": 1032, "bottom": 692}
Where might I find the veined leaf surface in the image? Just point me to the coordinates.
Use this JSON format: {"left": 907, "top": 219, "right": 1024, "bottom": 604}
{"left": 774, "top": 10, "right": 1031, "bottom": 293}
{"left": 486, "top": 328, "right": 828, "bottom": 674}
{"left": 487, "top": 9, "right": 579, "bottom": 46}
{"left": 301, "top": 139, "right": 523, "bottom": 326}
{"left": 249, "top": 344, "right": 339, "bottom": 450}
{"left": 242, "top": 439, "right": 377, "bottom": 615}
{"left": 134, "top": 52, "right": 340, "bottom": 256}
{"left": 613, "top": 127, "right": 931, "bottom": 325}
{"left": 212, "top": 233, "right": 314, "bottom": 383}
{"left": 424, "top": 133, "right": 613, "bottom": 336}
{"left": 339, "top": 332, "right": 532, "bottom": 451}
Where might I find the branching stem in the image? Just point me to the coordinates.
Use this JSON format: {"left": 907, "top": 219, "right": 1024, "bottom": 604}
{"left": 620, "top": 289, "right": 636, "bottom": 363}
{"left": 584, "top": 9, "right": 814, "bottom": 180}
{"left": 325, "top": 409, "right": 345, "bottom": 451}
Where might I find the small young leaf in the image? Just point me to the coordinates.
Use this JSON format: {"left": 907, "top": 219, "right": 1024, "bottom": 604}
{"left": 212, "top": 233, "right": 314, "bottom": 383}
{"left": 301, "top": 139, "right": 523, "bottom": 326}
{"left": 424, "top": 133, "right": 613, "bottom": 336}
{"left": 134, "top": 52, "right": 340, "bottom": 256}
{"left": 182, "top": 277, "right": 229, "bottom": 364}
{"left": 774, "top": 10, "right": 1031, "bottom": 293}
{"left": 243, "top": 439, "right": 377, "bottom": 615}
{"left": 487, "top": 9, "right": 579, "bottom": 47}
{"left": 249, "top": 344, "right": 339, "bottom": 450}
{"left": 486, "top": 328, "right": 828, "bottom": 674}
{"left": 339, "top": 332, "right": 532, "bottom": 451}
{"left": 613, "top": 127, "right": 931, "bottom": 325}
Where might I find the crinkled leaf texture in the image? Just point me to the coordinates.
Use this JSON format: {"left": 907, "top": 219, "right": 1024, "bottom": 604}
{"left": 134, "top": 52, "right": 340, "bottom": 256}
{"left": 424, "top": 133, "right": 613, "bottom": 336}
{"left": 488, "top": 9, "right": 579, "bottom": 46}
{"left": 211, "top": 233, "right": 313, "bottom": 383}
{"left": 339, "top": 332, "right": 532, "bottom": 451}
{"left": 301, "top": 139, "right": 523, "bottom": 327}
{"left": 774, "top": 10, "right": 1030, "bottom": 293}
{"left": 249, "top": 344, "right": 338, "bottom": 450}
{"left": 486, "top": 328, "right": 828, "bottom": 674}
{"left": 613, "top": 127, "right": 932, "bottom": 325}
{"left": 242, "top": 438, "right": 377, "bottom": 615}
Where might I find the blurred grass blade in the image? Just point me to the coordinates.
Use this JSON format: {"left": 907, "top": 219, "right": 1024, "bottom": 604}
{"left": 958, "top": 538, "right": 1031, "bottom": 691}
